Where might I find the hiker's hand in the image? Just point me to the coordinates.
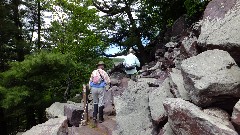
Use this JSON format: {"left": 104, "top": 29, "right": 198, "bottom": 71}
{"left": 105, "top": 85, "right": 110, "bottom": 91}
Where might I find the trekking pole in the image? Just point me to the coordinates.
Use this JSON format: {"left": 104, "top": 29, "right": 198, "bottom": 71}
{"left": 82, "top": 84, "right": 88, "bottom": 123}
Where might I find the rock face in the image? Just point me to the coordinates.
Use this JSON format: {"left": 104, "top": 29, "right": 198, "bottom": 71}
{"left": 181, "top": 49, "right": 240, "bottom": 107}
{"left": 46, "top": 102, "right": 67, "bottom": 119}
{"left": 232, "top": 100, "right": 240, "bottom": 133}
{"left": 164, "top": 98, "right": 238, "bottom": 135}
{"left": 23, "top": 116, "right": 68, "bottom": 135}
{"left": 169, "top": 68, "right": 189, "bottom": 100}
{"left": 64, "top": 104, "right": 84, "bottom": 127}
{"left": 149, "top": 78, "right": 173, "bottom": 123}
{"left": 113, "top": 78, "right": 153, "bottom": 135}
{"left": 198, "top": 0, "right": 240, "bottom": 65}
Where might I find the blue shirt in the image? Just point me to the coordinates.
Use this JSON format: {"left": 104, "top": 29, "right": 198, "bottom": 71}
{"left": 90, "top": 81, "right": 106, "bottom": 88}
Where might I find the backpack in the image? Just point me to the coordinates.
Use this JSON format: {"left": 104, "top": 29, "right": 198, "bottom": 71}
{"left": 125, "top": 65, "right": 136, "bottom": 70}
{"left": 92, "top": 70, "right": 104, "bottom": 84}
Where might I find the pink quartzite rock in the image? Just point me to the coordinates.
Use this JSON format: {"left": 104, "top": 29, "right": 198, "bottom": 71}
{"left": 181, "top": 49, "right": 240, "bottom": 107}
{"left": 198, "top": 0, "right": 240, "bottom": 65}
{"left": 158, "top": 123, "right": 174, "bottom": 135}
{"left": 149, "top": 78, "right": 173, "bottom": 124}
{"left": 203, "top": 107, "right": 235, "bottom": 130}
{"left": 163, "top": 98, "right": 238, "bottom": 135}
{"left": 64, "top": 104, "right": 84, "bottom": 127}
{"left": 232, "top": 100, "right": 240, "bottom": 133}
{"left": 203, "top": 0, "right": 237, "bottom": 20}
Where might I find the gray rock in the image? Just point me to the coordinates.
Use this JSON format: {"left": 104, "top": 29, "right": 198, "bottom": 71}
{"left": 181, "top": 49, "right": 240, "bottom": 107}
{"left": 203, "top": 108, "right": 235, "bottom": 129}
{"left": 169, "top": 68, "right": 190, "bottom": 100}
{"left": 198, "top": 0, "right": 240, "bottom": 64}
{"left": 163, "top": 98, "right": 238, "bottom": 135}
{"left": 165, "top": 42, "right": 178, "bottom": 48}
{"left": 22, "top": 116, "right": 68, "bottom": 135}
{"left": 158, "top": 123, "right": 174, "bottom": 135}
{"left": 181, "top": 34, "right": 198, "bottom": 57}
{"left": 64, "top": 104, "right": 84, "bottom": 126}
{"left": 113, "top": 78, "right": 153, "bottom": 135}
{"left": 46, "top": 102, "right": 67, "bottom": 119}
{"left": 149, "top": 78, "right": 173, "bottom": 123}
{"left": 232, "top": 99, "right": 240, "bottom": 133}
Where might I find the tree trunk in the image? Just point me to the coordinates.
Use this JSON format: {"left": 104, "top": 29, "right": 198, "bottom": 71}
{"left": 37, "top": 0, "right": 41, "bottom": 50}
{"left": 124, "top": 3, "right": 147, "bottom": 64}
{"left": 12, "top": 0, "right": 24, "bottom": 61}
{"left": 0, "top": 108, "right": 7, "bottom": 135}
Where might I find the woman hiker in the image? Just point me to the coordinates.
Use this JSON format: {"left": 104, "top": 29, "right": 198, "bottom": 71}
{"left": 89, "top": 61, "right": 111, "bottom": 123}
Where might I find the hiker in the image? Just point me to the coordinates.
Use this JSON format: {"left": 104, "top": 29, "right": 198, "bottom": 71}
{"left": 123, "top": 48, "right": 140, "bottom": 81}
{"left": 89, "top": 61, "right": 111, "bottom": 123}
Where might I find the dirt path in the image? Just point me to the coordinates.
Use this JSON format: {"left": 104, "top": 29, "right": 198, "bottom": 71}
{"left": 68, "top": 111, "right": 117, "bottom": 135}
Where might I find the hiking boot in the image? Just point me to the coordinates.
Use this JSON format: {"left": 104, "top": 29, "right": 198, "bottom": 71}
{"left": 93, "top": 104, "right": 98, "bottom": 120}
{"left": 99, "top": 106, "right": 104, "bottom": 123}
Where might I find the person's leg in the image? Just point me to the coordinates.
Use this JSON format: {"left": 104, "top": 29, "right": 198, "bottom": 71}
{"left": 91, "top": 88, "right": 99, "bottom": 120}
{"left": 98, "top": 87, "right": 105, "bottom": 123}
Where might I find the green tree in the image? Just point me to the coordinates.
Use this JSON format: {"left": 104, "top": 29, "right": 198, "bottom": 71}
{"left": 93, "top": 0, "right": 186, "bottom": 63}
{"left": 0, "top": 51, "right": 77, "bottom": 134}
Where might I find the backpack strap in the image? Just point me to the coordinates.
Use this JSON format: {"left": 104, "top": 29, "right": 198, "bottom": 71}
{"left": 97, "top": 70, "right": 104, "bottom": 81}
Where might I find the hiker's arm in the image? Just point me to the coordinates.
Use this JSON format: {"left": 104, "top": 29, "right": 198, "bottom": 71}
{"left": 135, "top": 57, "right": 140, "bottom": 67}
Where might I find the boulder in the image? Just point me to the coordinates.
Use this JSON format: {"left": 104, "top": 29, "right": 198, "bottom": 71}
{"left": 46, "top": 102, "right": 67, "bottom": 119}
{"left": 64, "top": 104, "right": 84, "bottom": 127}
{"left": 203, "top": 0, "right": 237, "bottom": 20}
{"left": 203, "top": 108, "right": 235, "bottom": 129}
{"left": 181, "top": 34, "right": 198, "bottom": 57}
{"left": 163, "top": 98, "right": 238, "bottom": 135}
{"left": 198, "top": 0, "right": 240, "bottom": 65}
{"left": 103, "top": 89, "right": 116, "bottom": 116}
{"left": 169, "top": 68, "right": 190, "bottom": 100}
{"left": 113, "top": 78, "right": 153, "bottom": 135}
{"left": 171, "top": 15, "right": 188, "bottom": 37}
{"left": 181, "top": 49, "right": 240, "bottom": 107}
{"left": 149, "top": 78, "right": 173, "bottom": 123}
{"left": 232, "top": 99, "right": 240, "bottom": 133}
{"left": 22, "top": 116, "right": 68, "bottom": 135}
{"left": 158, "top": 123, "right": 174, "bottom": 135}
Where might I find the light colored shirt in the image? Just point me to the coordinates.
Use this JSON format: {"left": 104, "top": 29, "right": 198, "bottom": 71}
{"left": 89, "top": 69, "right": 110, "bottom": 88}
{"left": 123, "top": 53, "right": 140, "bottom": 75}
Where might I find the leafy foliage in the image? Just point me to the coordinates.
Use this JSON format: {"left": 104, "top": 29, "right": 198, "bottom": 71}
{"left": 184, "top": 0, "right": 209, "bottom": 17}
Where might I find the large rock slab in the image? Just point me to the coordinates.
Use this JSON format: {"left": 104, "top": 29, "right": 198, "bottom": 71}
{"left": 198, "top": 0, "right": 240, "bottom": 64}
{"left": 23, "top": 116, "right": 68, "bottom": 135}
{"left": 46, "top": 102, "right": 67, "bottom": 119}
{"left": 113, "top": 78, "right": 153, "bottom": 135}
{"left": 149, "top": 78, "right": 173, "bottom": 123}
{"left": 64, "top": 104, "right": 84, "bottom": 127}
{"left": 181, "top": 49, "right": 240, "bottom": 107}
{"left": 163, "top": 98, "right": 238, "bottom": 135}
{"left": 169, "top": 68, "right": 189, "bottom": 100}
{"left": 232, "top": 99, "right": 240, "bottom": 133}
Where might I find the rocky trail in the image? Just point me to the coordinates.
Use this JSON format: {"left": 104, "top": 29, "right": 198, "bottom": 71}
{"left": 22, "top": 0, "right": 240, "bottom": 134}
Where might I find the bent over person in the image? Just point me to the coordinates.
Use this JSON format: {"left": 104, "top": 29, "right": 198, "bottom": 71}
{"left": 89, "top": 61, "right": 110, "bottom": 123}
